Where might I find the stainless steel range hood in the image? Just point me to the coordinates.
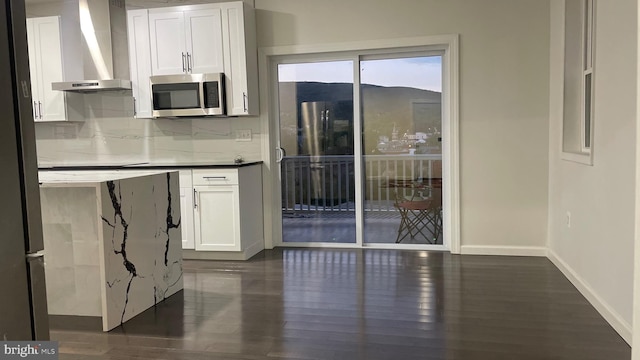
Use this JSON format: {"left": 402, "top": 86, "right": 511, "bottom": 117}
{"left": 52, "top": 0, "right": 131, "bottom": 92}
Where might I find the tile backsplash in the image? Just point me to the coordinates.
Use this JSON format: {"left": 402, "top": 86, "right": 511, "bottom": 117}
{"left": 35, "top": 91, "right": 262, "bottom": 166}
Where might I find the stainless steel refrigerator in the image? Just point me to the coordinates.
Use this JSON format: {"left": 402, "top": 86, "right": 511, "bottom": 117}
{"left": 0, "top": 0, "right": 50, "bottom": 340}
{"left": 299, "top": 101, "right": 354, "bottom": 206}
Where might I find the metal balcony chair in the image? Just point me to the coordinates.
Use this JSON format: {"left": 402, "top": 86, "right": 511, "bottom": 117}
{"left": 392, "top": 181, "right": 442, "bottom": 244}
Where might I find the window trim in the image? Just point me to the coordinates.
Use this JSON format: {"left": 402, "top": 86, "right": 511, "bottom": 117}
{"left": 561, "top": 0, "right": 596, "bottom": 165}
{"left": 580, "top": 0, "right": 595, "bottom": 154}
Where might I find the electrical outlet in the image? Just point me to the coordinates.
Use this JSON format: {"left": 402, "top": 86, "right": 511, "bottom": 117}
{"left": 566, "top": 211, "right": 571, "bottom": 228}
{"left": 235, "top": 129, "right": 252, "bottom": 142}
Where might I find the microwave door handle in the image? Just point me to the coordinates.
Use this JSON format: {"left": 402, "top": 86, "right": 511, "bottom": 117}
{"left": 199, "top": 82, "right": 206, "bottom": 110}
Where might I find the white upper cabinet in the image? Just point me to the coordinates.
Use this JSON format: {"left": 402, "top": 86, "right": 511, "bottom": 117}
{"left": 26, "top": 16, "right": 68, "bottom": 122}
{"left": 127, "top": 2, "right": 258, "bottom": 117}
{"left": 148, "top": 7, "right": 223, "bottom": 76}
{"left": 127, "top": 9, "right": 153, "bottom": 119}
{"left": 221, "top": 2, "right": 258, "bottom": 116}
{"left": 185, "top": 9, "right": 224, "bottom": 74}
{"left": 148, "top": 11, "right": 186, "bottom": 75}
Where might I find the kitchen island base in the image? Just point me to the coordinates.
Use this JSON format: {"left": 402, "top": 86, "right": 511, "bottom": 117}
{"left": 40, "top": 171, "right": 183, "bottom": 331}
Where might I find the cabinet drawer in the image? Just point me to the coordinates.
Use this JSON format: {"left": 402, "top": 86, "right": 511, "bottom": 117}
{"left": 192, "top": 169, "right": 238, "bottom": 185}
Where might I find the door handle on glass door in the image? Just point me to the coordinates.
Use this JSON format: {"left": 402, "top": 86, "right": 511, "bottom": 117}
{"left": 275, "top": 147, "right": 285, "bottom": 163}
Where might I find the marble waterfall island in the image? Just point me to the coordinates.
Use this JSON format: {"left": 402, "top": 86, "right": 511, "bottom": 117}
{"left": 39, "top": 170, "right": 183, "bottom": 331}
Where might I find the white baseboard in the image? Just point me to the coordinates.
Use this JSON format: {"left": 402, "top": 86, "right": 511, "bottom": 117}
{"left": 460, "top": 245, "right": 547, "bottom": 257}
{"left": 243, "top": 241, "right": 265, "bottom": 260}
{"left": 182, "top": 243, "right": 264, "bottom": 261}
{"left": 547, "top": 249, "right": 632, "bottom": 344}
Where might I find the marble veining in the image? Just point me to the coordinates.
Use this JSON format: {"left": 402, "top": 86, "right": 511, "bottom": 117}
{"left": 101, "top": 180, "right": 138, "bottom": 324}
{"left": 164, "top": 173, "right": 181, "bottom": 266}
{"left": 100, "top": 172, "right": 183, "bottom": 330}
{"left": 40, "top": 171, "right": 184, "bottom": 331}
{"left": 102, "top": 172, "right": 182, "bottom": 329}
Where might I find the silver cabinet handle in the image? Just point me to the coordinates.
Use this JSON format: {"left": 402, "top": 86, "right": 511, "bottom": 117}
{"left": 193, "top": 189, "right": 197, "bottom": 209}
{"left": 182, "top": 52, "right": 186, "bottom": 73}
{"left": 243, "top": 92, "right": 247, "bottom": 112}
{"left": 38, "top": 101, "right": 42, "bottom": 119}
{"left": 133, "top": 97, "right": 137, "bottom": 117}
{"left": 203, "top": 176, "right": 226, "bottom": 180}
{"left": 33, "top": 101, "right": 38, "bottom": 119}
{"left": 187, "top": 52, "right": 192, "bottom": 72}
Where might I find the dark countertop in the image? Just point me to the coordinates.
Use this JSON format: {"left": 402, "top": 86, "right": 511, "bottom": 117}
{"left": 38, "top": 161, "right": 263, "bottom": 171}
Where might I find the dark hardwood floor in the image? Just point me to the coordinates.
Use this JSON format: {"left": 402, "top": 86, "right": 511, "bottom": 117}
{"left": 51, "top": 248, "right": 631, "bottom": 360}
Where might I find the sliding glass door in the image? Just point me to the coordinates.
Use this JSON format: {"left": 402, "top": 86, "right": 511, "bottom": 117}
{"left": 361, "top": 56, "right": 443, "bottom": 245}
{"left": 277, "top": 60, "right": 356, "bottom": 244}
{"left": 275, "top": 53, "right": 444, "bottom": 247}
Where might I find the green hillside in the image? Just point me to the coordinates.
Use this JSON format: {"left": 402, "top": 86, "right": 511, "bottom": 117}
{"left": 278, "top": 82, "right": 442, "bottom": 155}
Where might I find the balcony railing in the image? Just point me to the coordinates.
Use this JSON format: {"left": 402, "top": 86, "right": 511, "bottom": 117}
{"left": 281, "top": 154, "right": 442, "bottom": 214}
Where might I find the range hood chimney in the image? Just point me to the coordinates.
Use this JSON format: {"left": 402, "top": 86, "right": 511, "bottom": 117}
{"left": 52, "top": 0, "right": 131, "bottom": 92}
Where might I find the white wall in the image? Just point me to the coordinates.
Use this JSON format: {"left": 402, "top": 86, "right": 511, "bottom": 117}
{"left": 30, "top": 0, "right": 551, "bottom": 250}
{"left": 255, "top": 0, "right": 550, "bottom": 250}
{"left": 548, "top": 0, "right": 637, "bottom": 343}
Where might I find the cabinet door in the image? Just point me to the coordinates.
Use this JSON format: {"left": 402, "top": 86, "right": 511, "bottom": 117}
{"left": 30, "top": 17, "right": 66, "bottom": 122}
{"left": 127, "top": 9, "right": 153, "bottom": 118}
{"left": 26, "top": 19, "right": 39, "bottom": 121}
{"left": 184, "top": 9, "right": 224, "bottom": 74}
{"left": 194, "top": 185, "right": 240, "bottom": 251}
{"left": 149, "top": 11, "right": 186, "bottom": 75}
{"left": 179, "top": 187, "right": 195, "bottom": 249}
{"left": 222, "top": 3, "right": 258, "bottom": 116}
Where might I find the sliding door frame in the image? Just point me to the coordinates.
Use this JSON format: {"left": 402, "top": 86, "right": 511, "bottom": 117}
{"left": 259, "top": 34, "right": 460, "bottom": 253}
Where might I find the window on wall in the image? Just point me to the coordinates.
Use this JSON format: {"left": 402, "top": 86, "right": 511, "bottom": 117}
{"left": 582, "top": 0, "right": 594, "bottom": 151}
{"left": 563, "top": 0, "right": 595, "bottom": 163}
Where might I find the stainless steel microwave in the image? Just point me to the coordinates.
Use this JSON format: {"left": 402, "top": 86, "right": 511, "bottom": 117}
{"left": 150, "top": 73, "right": 225, "bottom": 117}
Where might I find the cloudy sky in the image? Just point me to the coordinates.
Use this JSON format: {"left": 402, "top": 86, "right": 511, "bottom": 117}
{"left": 278, "top": 56, "right": 442, "bottom": 92}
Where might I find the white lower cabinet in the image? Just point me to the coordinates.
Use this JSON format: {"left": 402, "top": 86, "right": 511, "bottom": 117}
{"left": 194, "top": 185, "right": 239, "bottom": 251}
{"left": 179, "top": 170, "right": 195, "bottom": 249}
{"left": 180, "top": 166, "right": 263, "bottom": 260}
